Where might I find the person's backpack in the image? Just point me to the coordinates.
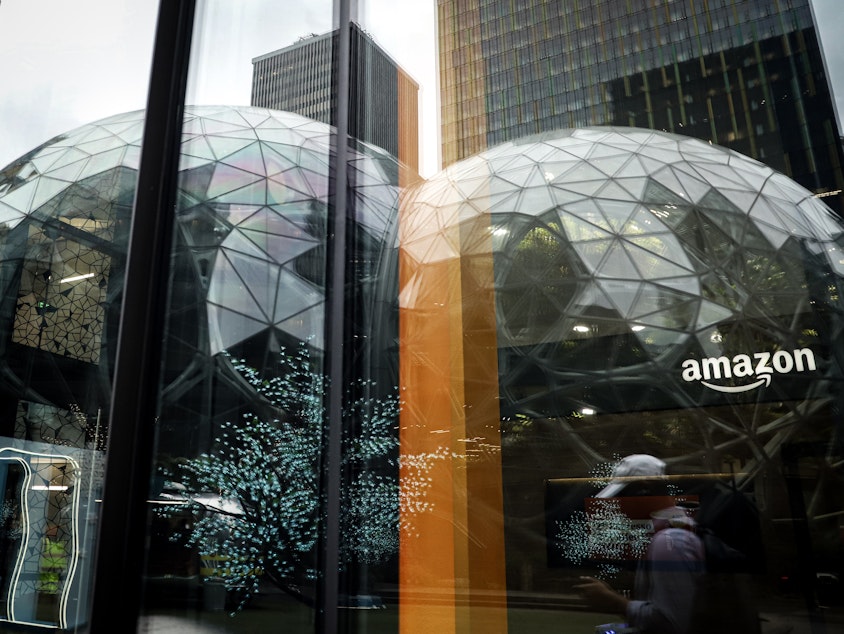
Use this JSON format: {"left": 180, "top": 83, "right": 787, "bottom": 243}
{"left": 691, "top": 528, "right": 761, "bottom": 634}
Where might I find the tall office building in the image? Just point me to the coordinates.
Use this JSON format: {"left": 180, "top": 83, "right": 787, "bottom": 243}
{"left": 252, "top": 23, "right": 420, "bottom": 173}
{"left": 438, "top": 0, "right": 844, "bottom": 211}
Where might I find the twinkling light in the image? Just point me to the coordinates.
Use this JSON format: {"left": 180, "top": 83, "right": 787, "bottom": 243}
{"left": 556, "top": 498, "right": 651, "bottom": 579}
{"left": 158, "top": 343, "right": 402, "bottom": 612}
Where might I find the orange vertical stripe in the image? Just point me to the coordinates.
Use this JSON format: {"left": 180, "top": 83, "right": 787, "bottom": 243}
{"left": 398, "top": 181, "right": 507, "bottom": 634}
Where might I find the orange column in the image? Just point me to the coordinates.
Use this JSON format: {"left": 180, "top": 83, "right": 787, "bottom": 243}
{"left": 398, "top": 191, "right": 507, "bottom": 634}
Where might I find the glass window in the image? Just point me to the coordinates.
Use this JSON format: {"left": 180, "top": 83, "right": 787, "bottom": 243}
{"left": 0, "top": 2, "right": 157, "bottom": 630}
{"left": 9, "top": 0, "right": 844, "bottom": 632}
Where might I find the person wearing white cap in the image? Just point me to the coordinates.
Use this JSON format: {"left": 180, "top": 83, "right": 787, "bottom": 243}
{"left": 575, "top": 455, "right": 705, "bottom": 634}
{"left": 594, "top": 454, "right": 667, "bottom": 499}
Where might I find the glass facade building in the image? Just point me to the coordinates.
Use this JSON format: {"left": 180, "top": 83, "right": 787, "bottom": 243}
{"left": 252, "top": 22, "right": 421, "bottom": 173}
{"left": 438, "top": 0, "right": 844, "bottom": 213}
{"left": 0, "top": 1, "right": 843, "bottom": 633}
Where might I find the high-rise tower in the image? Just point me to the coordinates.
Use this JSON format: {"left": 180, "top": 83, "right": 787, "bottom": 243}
{"left": 438, "top": 0, "right": 844, "bottom": 211}
{"left": 252, "top": 23, "right": 420, "bottom": 173}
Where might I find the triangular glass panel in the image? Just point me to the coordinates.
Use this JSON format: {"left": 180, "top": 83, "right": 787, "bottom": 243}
{"left": 255, "top": 127, "right": 305, "bottom": 146}
{"left": 46, "top": 158, "right": 89, "bottom": 184}
{"left": 297, "top": 147, "right": 331, "bottom": 174}
{"left": 636, "top": 154, "right": 670, "bottom": 176}
{"left": 594, "top": 179, "right": 638, "bottom": 202}
{"left": 0, "top": 178, "right": 37, "bottom": 212}
{"left": 613, "top": 155, "right": 650, "bottom": 179}
{"left": 181, "top": 116, "right": 205, "bottom": 136}
{"left": 241, "top": 230, "right": 318, "bottom": 265}
{"left": 201, "top": 115, "right": 254, "bottom": 136}
{"left": 218, "top": 143, "right": 265, "bottom": 176}
{"left": 207, "top": 164, "right": 264, "bottom": 199}
{"left": 28, "top": 147, "right": 66, "bottom": 174}
{"left": 181, "top": 136, "right": 217, "bottom": 162}
{"left": 559, "top": 140, "right": 595, "bottom": 160}
{"left": 760, "top": 196, "right": 813, "bottom": 236}
{"left": 596, "top": 199, "right": 638, "bottom": 232}
{"left": 800, "top": 198, "right": 844, "bottom": 238}
{"left": 46, "top": 147, "right": 92, "bottom": 173}
{"left": 589, "top": 153, "right": 632, "bottom": 178}
{"left": 571, "top": 281, "right": 616, "bottom": 311}
{"left": 239, "top": 207, "right": 314, "bottom": 240}
{"left": 643, "top": 179, "right": 688, "bottom": 206}
{"left": 597, "top": 279, "right": 642, "bottom": 317}
{"left": 206, "top": 136, "right": 256, "bottom": 161}
{"left": 211, "top": 180, "right": 268, "bottom": 206}
{"left": 750, "top": 219, "right": 791, "bottom": 249}
{"left": 269, "top": 168, "right": 316, "bottom": 198}
{"left": 208, "top": 251, "right": 273, "bottom": 320}
{"left": 668, "top": 165, "right": 711, "bottom": 203}
{"left": 547, "top": 186, "right": 588, "bottom": 208}
{"left": 230, "top": 252, "right": 282, "bottom": 320}
{"left": 556, "top": 179, "right": 605, "bottom": 197}
{"left": 273, "top": 267, "right": 324, "bottom": 323}
{"left": 0, "top": 202, "right": 26, "bottom": 229}
{"left": 496, "top": 165, "right": 541, "bottom": 189}
{"left": 728, "top": 162, "right": 770, "bottom": 191}
{"left": 633, "top": 326, "right": 688, "bottom": 354}
{"left": 630, "top": 296, "right": 697, "bottom": 330}
{"left": 768, "top": 172, "right": 811, "bottom": 203}
{"left": 610, "top": 176, "right": 649, "bottom": 200}
{"left": 596, "top": 239, "right": 637, "bottom": 278}
{"left": 30, "top": 176, "right": 73, "bottom": 210}
{"left": 519, "top": 184, "right": 556, "bottom": 215}
{"left": 276, "top": 304, "right": 325, "bottom": 350}
{"left": 691, "top": 163, "right": 749, "bottom": 189}
{"left": 697, "top": 188, "right": 742, "bottom": 214}
{"left": 650, "top": 275, "right": 700, "bottom": 297}
{"left": 78, "top": 147, "right": 128, "bottom": 180}
{"left": 219, "top": 230, "right": 268, "bottom": 260}
{"left": 637, "top": 145, "right": 682, "bottom": 165}
{"left": 267, "top": 180, "right": 314, "bottom": 205}
{"left": 559, "top": 206, "right": 614, "bottom": 240}
{"left": 77, "top": 134, "right": 126, "bottom": 156}
{"left": 237, "top": 109, "right": 273, "bottom": 128}
{"left": 541, "top": 159, "right": 583, "bottom": 183}
{"left": 207, "top": 304, "right": 267, "bottom": 355}
{"left": 716, "top": 187, "right": 759, "bottom": 213}
{"left": 404, "top": 230, "right": 461, "bottom": 264}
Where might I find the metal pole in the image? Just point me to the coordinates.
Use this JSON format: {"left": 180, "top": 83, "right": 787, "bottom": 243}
{"left": 319, "top": 0, "right": 353, "bottom": 629}
{"left": 88, "top": 0, "right": 195, "bottom": 631}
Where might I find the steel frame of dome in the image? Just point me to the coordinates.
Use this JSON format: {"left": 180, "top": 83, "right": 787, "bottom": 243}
{"left": 401, "top": 126, "right": 844, "bottom": 489}
{"left": 0, "top": 105, "right": 399, "bottom": 455}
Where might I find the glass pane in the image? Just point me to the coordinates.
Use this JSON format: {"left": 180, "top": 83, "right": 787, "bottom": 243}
{"left": 0, "top": 3, "right": 156, "bottom": 630}
{"left": 140, "top": 1, "right": 346, "bottom": 632}
{"left": 372, "top": 1, "right": 844, "bottom": 634}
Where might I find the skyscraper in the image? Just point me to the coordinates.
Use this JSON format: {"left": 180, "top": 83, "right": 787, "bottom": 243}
{"left": 438, "top": 0, "right": 844, "bottom": 211}
{"left": 252, "top": 23, "right": 420, "bottom": 173}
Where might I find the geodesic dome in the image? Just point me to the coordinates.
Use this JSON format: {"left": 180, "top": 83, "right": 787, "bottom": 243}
{"left": 0, "top": 106, "right": 399, "bottom": 450}
{"left": 401, "top": 127, "right": 844, "bottom": 475}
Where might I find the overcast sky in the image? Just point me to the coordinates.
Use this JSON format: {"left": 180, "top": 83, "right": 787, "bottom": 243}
{"left": 1, "top": 0, "right": 843, "bottom": 178}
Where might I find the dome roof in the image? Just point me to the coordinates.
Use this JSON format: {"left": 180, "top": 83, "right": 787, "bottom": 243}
{"left": 0, "top": 106, "right": 399, "bottom": 357}
{"left": 401, "top": 127, "right": 844, "bottom": 454}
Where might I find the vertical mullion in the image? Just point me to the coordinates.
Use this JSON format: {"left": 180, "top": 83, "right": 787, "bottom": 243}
{"left": 319, "top": 0, "right": 354, "bottom": 630}
{"left": 88, "top": 1, "right": 195, "bottom": 631}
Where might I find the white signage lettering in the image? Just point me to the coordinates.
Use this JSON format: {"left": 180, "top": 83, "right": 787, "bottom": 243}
{"left": 681, "top": 348, "right": 816, "bottom": 393}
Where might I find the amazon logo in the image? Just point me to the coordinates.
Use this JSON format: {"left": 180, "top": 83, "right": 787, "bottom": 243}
{"left": 681, "top": 348, "right": 816, "bottom": 393}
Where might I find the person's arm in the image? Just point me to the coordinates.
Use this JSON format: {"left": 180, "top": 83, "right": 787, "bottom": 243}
{"left": 574, "top": 576, "right": 630, "bottom": 616}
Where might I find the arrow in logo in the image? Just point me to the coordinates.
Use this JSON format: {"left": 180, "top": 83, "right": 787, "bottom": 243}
{"left": 700, "top": 373, "right": 771, "bottom": 393}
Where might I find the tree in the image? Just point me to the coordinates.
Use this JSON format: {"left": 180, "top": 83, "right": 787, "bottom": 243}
{"left": 159, "top": 343, "right": 401, "bottom": 610}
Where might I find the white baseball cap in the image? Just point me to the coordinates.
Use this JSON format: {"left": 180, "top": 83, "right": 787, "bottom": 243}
{"left": 596, "top": 454, "right": 666, "bottom": 498}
